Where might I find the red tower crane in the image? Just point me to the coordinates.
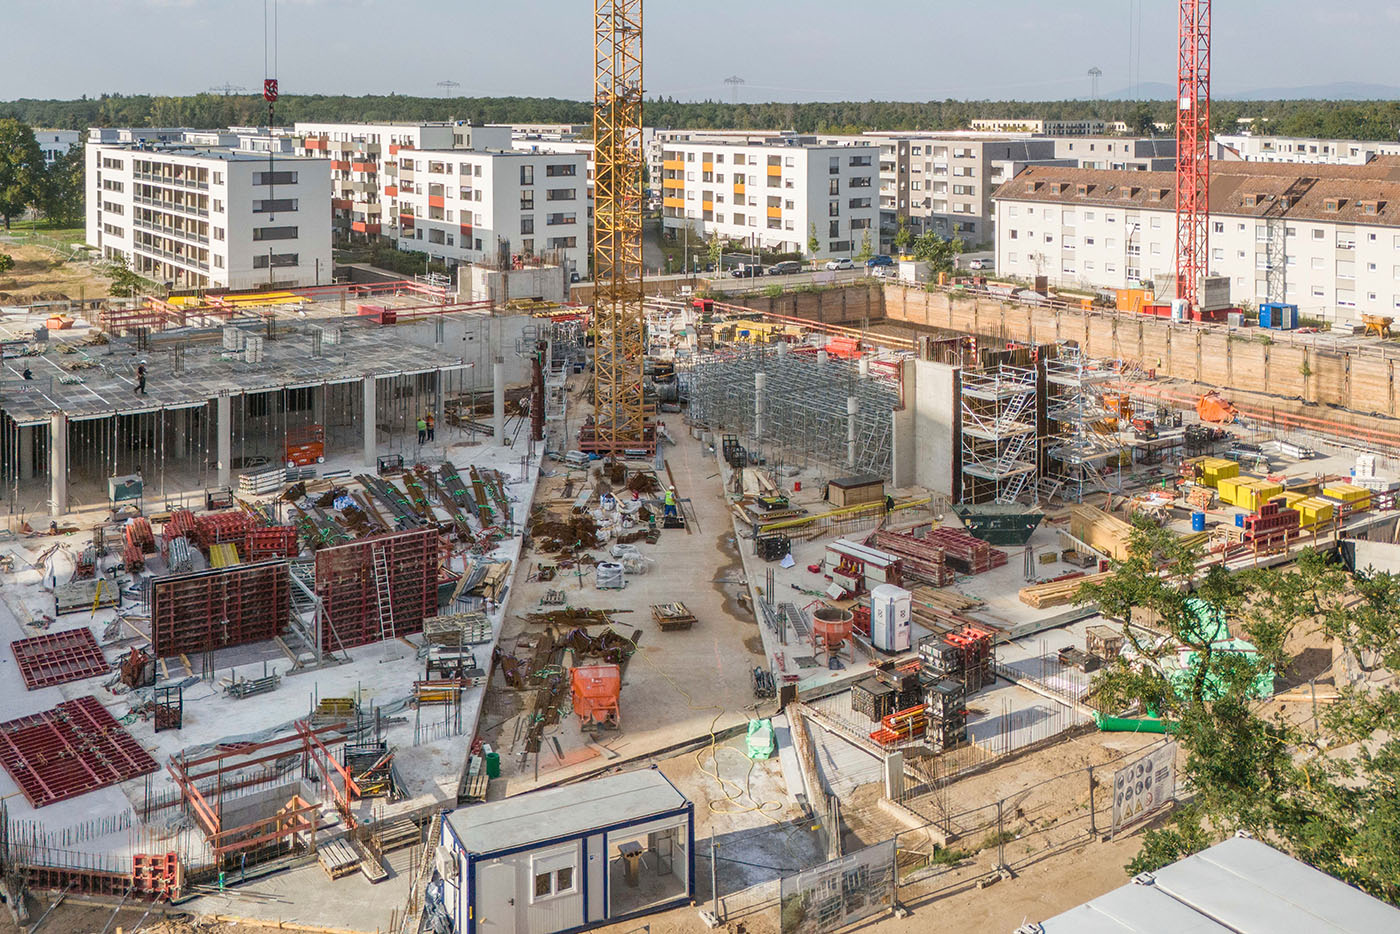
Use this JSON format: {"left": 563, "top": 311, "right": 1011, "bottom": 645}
{"left": 1174, "top": 0, "right": 1211, "bottom": 310}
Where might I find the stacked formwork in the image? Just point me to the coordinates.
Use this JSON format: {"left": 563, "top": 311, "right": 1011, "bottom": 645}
{"left": 685, "top": 345, "right": 902, "bottom": 479}
{"left": 315, "top": 528, "right": 437, "bottom": 652}
{"left": 1043, "top": 347, "right": 1125, "bottom": 502}
{"left": 960, "top": 364, "right": 1039, "bottom": 505}
{"left": 150, "top": 561, "right": 291, "bottom": 658}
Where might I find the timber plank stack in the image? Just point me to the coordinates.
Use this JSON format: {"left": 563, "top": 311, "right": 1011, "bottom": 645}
{"left": 922, "top": 527, "right": 1008, "bottom": 575}
{"left": 1069, "top": 504, "right": 1133, "bottom": 561}
{"left": 1018, "top": 571, "right": 1113, "bottom": 609}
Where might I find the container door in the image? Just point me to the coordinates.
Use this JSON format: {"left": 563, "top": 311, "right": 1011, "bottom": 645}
{"left": 477, "top": 861, "right": 518, "bottom": 934}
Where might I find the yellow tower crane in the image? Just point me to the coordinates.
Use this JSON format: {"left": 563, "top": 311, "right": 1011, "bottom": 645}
{"left": 583, "top": 0, "right": 653, "bottom": 454}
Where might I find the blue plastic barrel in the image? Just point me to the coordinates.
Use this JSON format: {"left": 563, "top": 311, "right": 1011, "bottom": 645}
{"left": 1191, "top": 511, "right": 1206, "bottom": 532}
{"left": 1235, "top": 513, "right": 1245, "bottom": 528}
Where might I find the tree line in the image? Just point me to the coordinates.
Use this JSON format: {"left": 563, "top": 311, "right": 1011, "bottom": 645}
{"left": 0, "top": 118, "right": 84, "bottom": 229}
{"left": 3, "top": 94, "right": 1400, "bottom": 141}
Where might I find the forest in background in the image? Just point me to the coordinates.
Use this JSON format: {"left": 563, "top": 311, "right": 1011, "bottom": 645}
{"left": 3, "top": 94, "right": 1400, "bottom": 141}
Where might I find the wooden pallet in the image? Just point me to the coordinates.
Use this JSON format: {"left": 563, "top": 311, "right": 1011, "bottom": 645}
{"left": 319, "top": 838, "right": 361, "bottom": 880}
{"left": 651, "top": 602, "right": 696, "bottom": 631}
{"left": 374, "top": 817, "right": 422, "bottom": 853}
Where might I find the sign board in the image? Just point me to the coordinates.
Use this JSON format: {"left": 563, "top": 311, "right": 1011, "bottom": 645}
{"left": 1112, "top": 742, "right": 1177, "bottom": 834}
{"left": 780, "top": 839, "right": 895, "bottom": 934}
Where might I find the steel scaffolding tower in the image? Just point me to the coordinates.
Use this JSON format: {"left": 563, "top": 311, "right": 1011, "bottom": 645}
{"left": 960, "top": 364, "right": 1038, "bottom": 504}
{"left": 685, "top": 347, "right": 901, "bottom": 479}
{"left": 585, "top": 0, "right": 650, "bottom": 453}
{"left": 1042, "top": 346, "right": 1124, "bottom": 503}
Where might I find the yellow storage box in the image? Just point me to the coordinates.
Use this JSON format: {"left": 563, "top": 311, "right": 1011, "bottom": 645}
{"left": 1296, "top": 497, "right": 1335, "bottom": 529}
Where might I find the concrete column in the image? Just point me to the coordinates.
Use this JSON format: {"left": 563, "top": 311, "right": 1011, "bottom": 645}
{"left": 858, "top": 356, "right": 870, "bottom": 379}
{"left": 493, "top": 359, "right": 506, "bottom": 442}
{"left": 884, "top": 751, "right": 905, "bottom": 800}
{"left": 216, "top": 392, "right": 232, "bottom": 490}
{"left": 847, "top": 395, "right": 859, "bottom": 469}
{"left": 19, "top": 426, "right": 33, "bottom": 480}
{"left": 433, "top": 370, "right": 446, "bottom": 435}
{"left": 49, "top": 413, "right": 67, "bottom": 516}
{"left": 312, "top": 383, "right": 326, "bottom": 426}
{"left": 776, "top": 341, "right": 788, "bottom": 358}
{"left": 817, "top": 349, "right": 829, "bottom": 368}
{"left": 362, "top": 377, "right": 377, "bottom": 468}
{"left": 170, "top": 411, "right": 187, "bottom": 458}
{"left": 754, "top": 371, "right": 767, "bottom": 441}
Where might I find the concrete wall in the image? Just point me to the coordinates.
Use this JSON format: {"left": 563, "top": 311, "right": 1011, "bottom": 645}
{"left": 912, "top": 358, "right": 959, "bottom": 496}
{"left": 464, "top": 264, "right": 567, "bottom": 304}
{"left": 716, "top": 282, "right": 883, "bottom": 327}
{"left": 393, "top": 313, "right": 535, "bottom": 390}
{"left": 881, "top": 283, "right": 1400, "bottom": 425}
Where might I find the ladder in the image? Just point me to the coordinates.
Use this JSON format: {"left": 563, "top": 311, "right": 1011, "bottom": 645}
{"left": 371, "top": 544, "right": 396, "bottom": 640}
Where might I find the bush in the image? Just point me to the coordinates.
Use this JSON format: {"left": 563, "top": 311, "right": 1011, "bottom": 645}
{"left": 763, "top": 284, "right": 784, "bottom": 299}
{"left": 0, "top": 253, "right": 13, "bottom": 275}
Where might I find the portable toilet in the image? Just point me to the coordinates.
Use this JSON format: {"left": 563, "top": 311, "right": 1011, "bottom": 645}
{"left": 870, "top": 584, "right": 913, "bottom": 653}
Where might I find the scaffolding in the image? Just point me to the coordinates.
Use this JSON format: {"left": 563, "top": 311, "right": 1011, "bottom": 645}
{"left": 685, "top": 345, "right": 902, "bottom": 479}
{"left": 960, "top": 363, "right": 1038, "bottom": 504}
{"left": 1042, "top": 346, "right": 1126, "bottom": 503}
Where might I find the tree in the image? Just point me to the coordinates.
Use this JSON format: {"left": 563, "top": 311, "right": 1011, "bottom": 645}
{"left": 893, "top": 216, "right": 912, "bottom": 253}
{"left": 40, "top": 133, "right": 85, "bottom": 225}
{"left": 705, "top": 233, "right": 723, "bottom": 272}
{"left": 855, "top": 230, "right": 874, "bottom": 263}
{"left": 0, "top": 253, "right": 13, "bottom": 275}
{"left": 101, "top": 253, "right": 153, "bottom": 298}
{"left": 0, "top": 118, "right": 47, "bottom": 229}
{"left": 1079, "top": 527, "right": 1400, "bottom": 905}
{"left": 910, "top": 232, "right": 963, "bottom": 275}
{"left": 1129, "top": 104, "right": 1156, "bottom": 137}
{"left": 807, "top": 222, "right": 819, "bottom": 258}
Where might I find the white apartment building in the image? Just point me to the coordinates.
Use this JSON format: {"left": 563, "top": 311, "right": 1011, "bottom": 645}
{"left": 34, "top": 129, "right": 80, "bottom": 165}
{"left": 970, "top": 118, "right": 1109, "bottom": 137}
{"left": 386, "top": 149, "right": 589, "bottom": 276}
{"left": 1051, "top": 137, "right": 1176, "bottom": 171}
{"left": 1216, "top": 134, "right": 1400, "bottom": 166}
{"left": 292, "top": 122, "right": 511, "bottom": 238}
{"left": 659, "top": 140, "right": 880, "bottom": 257}
{"left": 992, "top": 161, "right": 1400, "bottom": 323}
{"left": 85, "top": 144, "right": 332, "bottom": 290}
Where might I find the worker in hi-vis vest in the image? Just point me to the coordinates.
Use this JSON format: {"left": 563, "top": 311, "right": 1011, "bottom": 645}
{"left": 663, "top": 487, "right": 678, "bottom": 517}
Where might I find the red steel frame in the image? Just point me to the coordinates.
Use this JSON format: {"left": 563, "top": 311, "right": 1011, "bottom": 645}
{"left": 314, "top": 528, "right": 437, "bottom": 652}
{"left": 168, "top": 722, "right": 350, "bottom": 858}
{"left": 149, "top": 561, "right": 290, "bottom": 658}
{"left": 11, "top": 628, "right": 110, "bottom": 690}
{"left": 1175, "top": 0, "right": 1211, "bottom": 309}
{"left": 0, "top": 696, "right": 158, "bottom": 808}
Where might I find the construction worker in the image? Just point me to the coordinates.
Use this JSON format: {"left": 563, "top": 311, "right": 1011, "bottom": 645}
{"left": 663, "top": 486, "right": 678, "bottom": 518}
{"left": 22, "top": 366, "right": 32, "bottom": 380}
{"left": 416, "top": 415, "right": 427, "bottom": 445}
{"left": 885, "top": 493, "right": 895, "bottom": 514}
{"left": 426, "top": 412, "right": 436, "bottom": 442}
{"left": 135, "top": 362, "right": 148, "bottom": 396}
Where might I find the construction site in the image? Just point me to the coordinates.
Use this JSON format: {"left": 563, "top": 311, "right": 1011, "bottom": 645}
{"left": 1, "top": 3, "right": 1400, "bottom": 934}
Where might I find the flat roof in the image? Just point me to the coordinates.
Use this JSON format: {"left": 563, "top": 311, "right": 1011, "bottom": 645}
{"left": 0, "top": 322, "right": 465, "bottom": 426}
{"left": 1029, "top": 836, "right": 1400, "bottom": 933}
{"left": 445, "top": 768, "right": 688, "bottom": 855}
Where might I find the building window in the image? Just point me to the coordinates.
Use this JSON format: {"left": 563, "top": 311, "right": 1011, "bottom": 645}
{"left": 521, "top": 191, "right": 534, "bottom": 210}
{"left": 547, "top": 188, "right": 576, "bottom": 201}
{"left": 252, "top": 253, "right": 299, "bottom": 268}
{"left": 253, "top": 171, "right": 298, "bottom": 186}
{"left": 254, "top": 199, "right": 298, "bottom": 213}
{"left": 252, "top": 226, "right": 298, "bottom": 241}
{"left": 521, "top": 216, "right": 534, "bottom": 235}
{"left": 828, "top": 179, "right": 839, "bottom": 195}
{"left": 546, "top": 164, "right": 577, "bottom": 177}
{"left": 520, "top": 165, "right": 534, "bottom": 185}
{"left": 214, "top": 227, "right": 225, "bottom": 241}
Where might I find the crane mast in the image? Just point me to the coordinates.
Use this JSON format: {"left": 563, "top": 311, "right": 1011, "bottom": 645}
{"left": 585, "top": 0, "right": 652, "bottom": 454}
{"left": 1174, "top": 0, "right": 1211, "bottom": 311}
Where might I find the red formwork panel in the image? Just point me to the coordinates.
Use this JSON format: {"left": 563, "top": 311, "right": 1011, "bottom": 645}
{"left": 0, "top": 696, "right": 159, "bottom": 807}
{"left": 315, "top": 528, "right": 437, "bottom": 652}
{"left": 11, "top": 628, "right": 110, "bottom": 690}
{"left": 193, "top": 511, "right": 255, "bottom": 550}
{"left": 244, "top": 526, "right": 299, "bottom": 562}
{"left": 149, "top": 561, "right": 290, "bottom": 659}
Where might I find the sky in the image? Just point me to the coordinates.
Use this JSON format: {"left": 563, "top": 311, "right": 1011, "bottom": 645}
{"left": 5, "top": 0, "right": 1400, "bottom": 102}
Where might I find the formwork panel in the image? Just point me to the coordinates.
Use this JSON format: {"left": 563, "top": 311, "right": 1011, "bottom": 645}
{"left": 315, "top": 528, "right": 437, "bottom": 652}
{"left": 150, "top": 561, "right": 290, "bottom": 658}
{"left": 11, "top": 628, "right": 110, "bottom": 689}
{"left": 0, "top": 696, "right": 159, "bottom": 807}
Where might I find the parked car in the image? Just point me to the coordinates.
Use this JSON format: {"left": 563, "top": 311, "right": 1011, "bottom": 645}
{"left": 865, "top": 254, "right": 894, "bottom": 268}
{"left": 824, "top": 258, "right": 854, "bottom": 270}
{"left": 968, "top": 258, "right": 992, "bottom": 271}
{"left": 767, "top": 261, "right": 802, "bottom": 276}
{"left": 730, "top": 264, "right": 765, "bottom": 278}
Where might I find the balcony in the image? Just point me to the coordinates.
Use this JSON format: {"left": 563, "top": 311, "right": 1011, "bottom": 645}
{"left": 351, "top": 221, "right": 381, "bottom": 235}
{"left": 767, "top": 164, "right": 782, "bottom": 176}
{"left": 767, "top": 206, "right": 781, "bottom": 219}
{"left": 663, "top": 196, "right": 684, "bottom": 209}
{"left": 662, "top": 159, "right": 683, "bottom": 171}
{"left": 302, "top": 137, "right": 327, "bottom": 151}
{"left": 330, "top": 160, "right": 352, "bottom": 172}
{"left": 733, "top": 183, "right": 745, "bottom": 196}
{"left": 399, "top": 213, "right": 415, "bottom": 227}
{"left": 383, "top": 185, "right": 398, "bottom": 198}
{"left": 352, "top": 161, "right": 376, "bottom": 173}
{"left": 331, "top": 198, "right": 353, "bottom": 210}
{"left": 460, "top": 223, "right": 473, "bottom": 237}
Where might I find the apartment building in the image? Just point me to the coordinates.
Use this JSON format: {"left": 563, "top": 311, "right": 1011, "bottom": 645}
{"left": 291, "top": 122, "right": 511, "bottom": 238}
{"left": 648, "top": 129, "right": 795, "bottom": 194}
{"left": 992, "top": 160, "right": 1400, "bottom": 323}
{"left": 385, "top": 149, "right": 589, "bottom": 276}
{"left": 658, "top": 140, "right": 880, "bottom": 256}
{"left": 85, "top": 143, "right": 331, "bottom": 290}
{"left": 970, "top": 118, "right": 1109, "bottom": 137}
{"left": 1216, "top": 134, "right": 1400, "bottom": 166}
{"left": 1050, "top": 137, "right": 1176, "bottom": 171}
{"left": 33, "top": 129, "right": 80, "bottom": 165}
{"left": 864, "top": 135, "right": 1063, "bottom": 247}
